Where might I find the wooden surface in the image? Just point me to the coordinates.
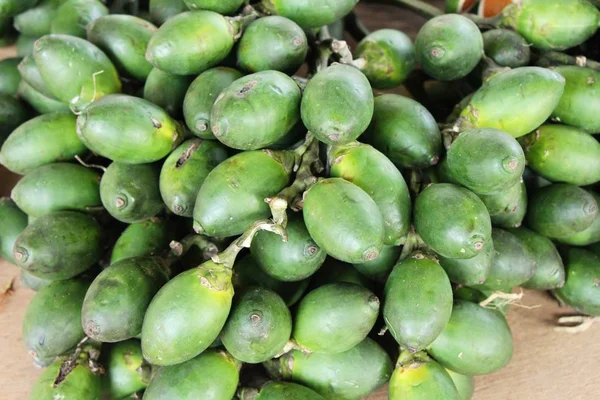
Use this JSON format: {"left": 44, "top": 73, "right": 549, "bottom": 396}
{"left": 1, "top": 2, "right": 600, "bottom": 399}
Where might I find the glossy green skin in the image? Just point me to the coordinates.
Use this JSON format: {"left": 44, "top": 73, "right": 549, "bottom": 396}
{"left": 149, "top": 0, "right": 187, "bottom": 25}
{"left": 0, "top": 112, "right": 82, "bottom": 174}
{"left": 0, "top": 94, "right": 30, "bottom": 148}
{"left": 384, "top": 255, "right": 453, "bottom": 351}
{"left": 221, "top": 287, "right": 292, "bottom": 363}
{"left": 554, "top": 248, "right": 600, "bottom": 316}
{"left": 144, "top": 349, "right": 240, "bottom": 400}
{"left": 293, "top": 283, "right": 379, "bottom": 354}
{"left": 552, "top": 66, "right": 600, "bottom": 133}
{"left": 428, "top": 300, "right": 513, "bottom": 375}
{"left": 238, "top": 16, "right": 307, "bottom": 74}
{"left": 356, "top": 29, "right": 415, "bottom": 89}
{"left": 144, "top": 68, "right": 193, "bottom": 118}
{"left": 106, "top": 340, "right": 150, "bottom": 399}
{"left": 439, "top": 239, "right": 493, "bottom": 286}
{"left": 18, "top": 55, "right": 56, "bottom": 98}
{"left": 82, "top": 257, "right": 168, "bottom": 342}
{"left": 501, "top": 0, "right": 600, "bottom": 51}
{"left": 211, "top": 71, "right": 301, "bottom": 150}
{"left": 184, "top": 67, "right": 242, "bottom": 139}
{"left": 233, "top": 255, "right": 310, "bottom": 306}
{"left": 29, "top": 359, "right": 101, "bottom": 400}
{"left": 389, "top": 357, "right": 460, "bottom": 400}
{"left": 33, "top": 34, "right": 121, "bottom": 111}
{"left": 146, "top": 11, "right": 234, "bottom": 76}
{"left": 252, "top": 382, "right": 325, "bottom": 400}
{"left": 521, "top": 124, "right": 600, "bottom": 185}
{"left": 527, "top": 184, "right": 598, "bottom": 239}
{"left": 313, "top": 258, "right": 374, "bottom": 290}
{"left": 482, "top": 29, "right": 530, "bottom": 68}
{"left": 475, "top": 228, "right": 536, "bottom": 291}
{"left": 446, "top": 370, "right": 475, "bottom": 400}
{"left": 14, "top": 211, "right": 103, "bottom": 280}
{"left": 51, "top": 0, "right": 107, "bottom": 38}
{"left": 184, "top": 0, "right": 243, "bottom": 14}
{"left": 141, "top": 262, "right": 234, "bottom": 365}
{"left": 0, "top": 0, "right": 38, "bottom": 18}
{"left": 20, "top": 270, "right": 52, "bottom": 291}
{"left": 303, "top": 178, "right": 385, "bottom": 264}
{"left": 363, "top": 94, "right": 441, "bottom": 169}
{"left": 77, "top": 94, "right": 182, "bottom": 163}
{"left": 479, "top": 181, "right": 527, "bottom": 229}
{"left": 110, "top": 219, "right": 170, "bottom": 264}
{"left": 266, "top": 338, "right": 393, "bottom": 400}
{"left": 330, "top": 142, "right": 411, "bottom": 245}
{"left": 16, "top": 34, "right": 37, "bottom": 57}
{"left": 100, "top": 162, "right": 162, "bottom": 223}
{"left": 302, "top": 64, "right": 373, "bottom": 145}
{"left": 251, "top": 215, "right": 326, "bottom": 282}
{"left": 509, "top": 227, "right": 565, "bottom": 290}
{"left": 13, "top": 0, "right": 60, "bottom": 37}
{"left": 193, "top": 150, "right": 291, "bottom": 237}
{"left": 22, "top": 279, "right": 88, "bottom": 363}
{"left": 0, "top": 57, "right": 20, "bottom": 95}
{"left": 560, "top": 191, "right": 600, "bottom": 246}
{"left": 160, "top": 138, "right": 228, "bottom": 217}
{"left": 459, "top": 67, "right": 565, "bottom": 138}
{"left": 261, "top": 0, "right": 359, "bottom": 29}
{"left": 415, "top": 183, "right": 492, "bottom": 259}
{"left": 353, "top": 245, "right": 400, "bottom": 283}
{"left": 0, "top": 198, "right": 28, "bottom": 263}
{"left": 18, "top": 80, "right": 70, "bottom": 114}
{"left": 11, "top": 163, "right": 101, "bottom": 217}
{"left": 415, "top": 14, "right": 482, "bottom": 81}
{"left": 86, "top": 14, "right": 156, "bottom": 81}
{"left": 445, "top": 128, "right": 525, "bottom": 195}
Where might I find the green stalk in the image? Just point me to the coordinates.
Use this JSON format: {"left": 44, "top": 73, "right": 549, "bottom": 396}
{"left": 163, "top": 234, "right": 219, "bottom": 276}
{"left": 536, "top": 51, "right": 600, "bottom": 71}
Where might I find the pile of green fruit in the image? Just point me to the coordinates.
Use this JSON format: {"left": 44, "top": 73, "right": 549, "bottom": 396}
{"left": 0, "top": 0, "right": 600, "bottom": 398}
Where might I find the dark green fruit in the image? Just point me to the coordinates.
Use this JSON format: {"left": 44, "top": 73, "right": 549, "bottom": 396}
{"left": 100, "top": 162, "right": 163, "bottom": 223}
{"left": 82, "top": 256, "right": 169, "bottom": 342}
{"left": 301, "top": 64, "right": 374, "bottom": 145}
{"left": 501, "top": 0, "right": 600, "bottom": 51}
{"left": 510, "top": 227, "right": 565, "bottom": 290}
{"left": 14, "top": 211, "right": 103, "bottom": 280}
{"left": 13, "top": 0, "right": 58, "bottom": 37}
{"left": 329, "top": 141, "right": 411, "bottom": 245}
{"left": 415, "top": 183, "right": 492, "bottom": 259}
{"left": 0, "top": 94, "right": 30, "bottom": 147}
{"left": 146, "top": 10, "right": 237, "bottom": 75}
{"left": 446, "top": 369, "right": 475, "bottom": 400}
{"left": 261, "top": 0, "right": 358, "bottom": 29}
{"left": 18, "top": 81, "right": 70, "bottom": 114}
{"left": 552, "top": 66, "right": 600, "bottom": 133}
{"left": 251, "top": 215, "right": 326, "bottom": 281}
{"left": 238, "top": 16, "right": 307, "bottom": 74}
{"left": 438, "top": 234, "right": 493, "bottom": 287}
{"left": 520, "top": 124, "right": 600, "bottom": 186}
{"left": 0, "top": 57, "right": 20, "bottom": 95}
{"left": 77, "top": 94, "right": 182, "bottom": 163}
{"left": 193, "top": 150, "right": 292, "bottom": 237}
{"left": 183, "top": 67, "right": 242, "bottom": 139}
{"left": 313, "top": 258, "right": 374, "bottom": 290}
{"left": 0, "top": 112, "right": 85, "bottom": 175}
{"left": 482, "top": 29, "right": 531, "bottom": 68}
{"left": 143, "top": 349, "right": 241, "bottom": 399}
{"left": 221, "top": 287, "right": 292, "bottom": 363}
{"left": 20, "top": 270, "right": 52, "bottom": 291}
{"left": 149, "top": 0, "right": 187, "bottom": 25}
{"left": 474, "top": 228, "right": 536, "bottom": 291}
{"left": 389, "top": 352, "right": 460, "bottom": 400}
{"left": 444, "top": 128, "right": 525, "bottom": 195}
{"left": 0, "top": 198, "right": 28, "bottom": 263}
{"left": 86, "top": 14, "right": 157, "bottom": 81}
{"left": 458, "top": 67, "right": 565, "bottom": 138}
{"left": 478, "top": 181, "right": 527, "bottom": 229}
{"left": 22, "top": 279, "right": 88, "bottom": 363}
{"left": 106, "top": 340, "right": 151, "bottom": 399}
{"left": 17, "top": 34, "right": 37, "bottom": 57}
{"left": 264, "top": 338, "right": 392, "bottom": 400}
{"left": 0, "top": 0, "right": 38, "bottom": 18}
{"left": 560, "top": 191, "right": 600, "bottom": 246}
{"left": 184, "top": 0, "right": 243, "bottom": 14}
{"left": 415, "top": 14, "right": 482, "bottom": 81}
{"left": 243, "top": 382, "right": 326, "bottom": 400}
{"left": 51, "top": 0, "right": 108, "bottom": 38}
{"left": 30, "top": 356, "right": 101, "bottom": 399}
{"left": 211, "top": 70, "right": 301, "bottom": 150}
{"left": 303, "top": 178, "right": 385, "bottom": 264}
{"left": 363, "top": 94, "right": 441, "bottom": 169}
{"left": 160, "top": 138, "right": 228, "bottom": 217}
{"left": 18, "top": 54, "right": 56, "bottom": 98}
{"left": 110, "top": 219, "right": 170, "bottom": 264}
{"left": 11, "top": 163, "right": 101, "bottom": 217}
{"left": 144, "top": 68, "right": 193, "bottom": 118}
{"left": 353, "top": 245, "right": 400, "bottom": 283}
{"left": 384, "top": 253, "right": 453, "bottom": 351}
{"left": 33, "top": 34, "right": 121, "bottom": 111}
{"left": 356, "top": 29, "right": 415, "bottom": 89}
{"left": 527, "top": 183, "right": 598, "bottom": 239}
{"left": 553, "top": 247, "right": 600, "bottom": 316}
{"left": 293, "top": 283, "right": 379, "bottom": 354}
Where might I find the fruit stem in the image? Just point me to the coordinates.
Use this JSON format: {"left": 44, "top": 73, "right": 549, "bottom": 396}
{"left": 164, "top": 234, "right": 219, "bottom": 275}
{"left": 228, "top": 5, "right": 261, "bottom": 39}
{"left": 398, "top": 228, "right": 428, "bottom": 262}
{"left": 536, "top": 51, "right": 600, "bottom": 71}
{"left": 396, "top": 349, "right": 430, "bottom": 367}
{"left": 344, "top": 11, "right": 371, "bottom": 42}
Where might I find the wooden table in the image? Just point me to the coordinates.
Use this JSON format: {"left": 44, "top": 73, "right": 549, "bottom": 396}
{"left": 2, "top": 2, "right": 600, "bottom": 399}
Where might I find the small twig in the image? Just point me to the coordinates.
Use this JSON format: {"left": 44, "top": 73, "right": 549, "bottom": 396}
{"left": 479, "top": 290, "right": 524, "bottom": 308}
{"left": 536, "top": 51, "right": 600, "bottom": 71}
{"left": 555, "top": 315, "right": 600, "bottom": 333}
{"left": 75, "top": 155, "right": 107, "bottom": 172}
